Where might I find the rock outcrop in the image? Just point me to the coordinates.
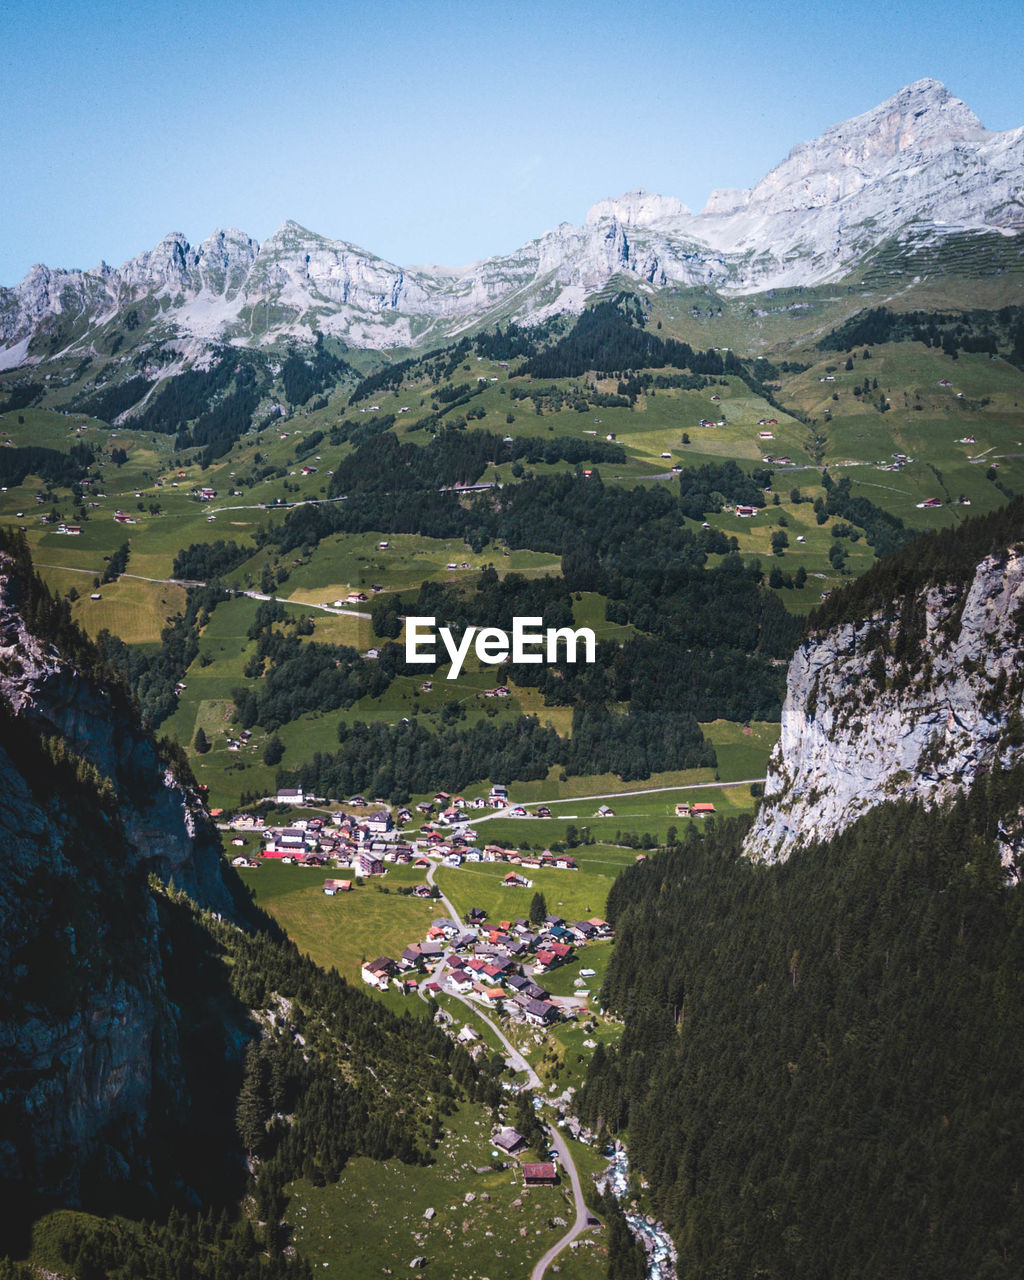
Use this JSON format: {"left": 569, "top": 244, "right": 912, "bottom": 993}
{"left": 744, "top": 548, "right": 1024, "bottom": 864}
{"left": 1, "top": 80, "right": 1020, "bottom": 358}
{"left": 0, "top": 550, "right": 241, "bottom": 1205}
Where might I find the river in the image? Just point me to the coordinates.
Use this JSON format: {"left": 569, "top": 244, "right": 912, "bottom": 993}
{"left": 600, "top": 1147, "right": 678, "bottom": 1280}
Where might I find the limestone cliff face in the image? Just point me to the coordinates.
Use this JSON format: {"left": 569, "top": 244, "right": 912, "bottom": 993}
{"left": 744, "top": 549, "right": 1024, "bottom": 865}
{"left": 0, "top": 553, "right": 239, "bottom": 1203}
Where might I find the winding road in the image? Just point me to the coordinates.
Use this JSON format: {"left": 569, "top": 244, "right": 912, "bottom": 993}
{"left": 423, "top": 861, "right": 599, "bottom": 1277}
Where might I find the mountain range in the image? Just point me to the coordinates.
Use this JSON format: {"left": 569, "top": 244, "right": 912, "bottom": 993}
{"left": 2, "top": 78, "right": 1022, "bottom": 362}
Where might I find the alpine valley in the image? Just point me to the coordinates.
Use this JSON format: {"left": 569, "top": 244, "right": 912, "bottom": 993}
{"left": 1, "top": 78, "right": 1023, "bottom": 1280}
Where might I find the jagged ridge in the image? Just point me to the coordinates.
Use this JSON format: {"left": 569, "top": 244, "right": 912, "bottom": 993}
{"left": 1, "top": 80, "right": 1021, "bottom": 360}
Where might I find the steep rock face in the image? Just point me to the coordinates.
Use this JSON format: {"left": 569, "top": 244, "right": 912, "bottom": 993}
{"left": 0, "top": 79, "right": 1020, "bottom": 358}
{"left": 744, "top": 549, "right": 1024, "bottom": 863}
{"left": 692, "top": 78, "right": 1024, "bottom": 283}
{"left": 0, "top": 554, "right": 239, "bottom": 1203}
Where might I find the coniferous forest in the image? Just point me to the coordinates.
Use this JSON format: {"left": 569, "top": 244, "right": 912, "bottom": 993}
{"left": 579, "top": 769, "right": 1024, "bottom": 1280}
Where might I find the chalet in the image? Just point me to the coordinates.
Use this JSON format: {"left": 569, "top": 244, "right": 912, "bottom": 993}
{"left": 536, "top": 805, "right": 551, "bottom": 818}
{"left": 348, "top": 795, "right": 368, "bottom": 807}
{"left": 448, "top": 969, "right": 474, "bottom": 993}
{"left": 484, "top": 987, "right": 505, "bottom": 1005}
{"left": 277, "top": 787, "right": 304, "bottom": 805}
{"left": 506, "top": 973, "right": 530, "bottom": 993}
{"left": 361, "top": 956, "right": 397, "bottom": 990}
{"left": 346, "top": 591, "right": 368, "bottom": 603}
{"left": 523, "top": 998, "right": 560, "bottom": 1027}
{"left": 735, "top": 505, "right": 757, "bottom": 518}
{"left": 434, "top": 791, "right": 451, "bottom": 805}
{"left": 231, "top": 856, "right": 257, "bottom": 868}
{"left": 596, "top": 805, "right": 615, "bottom": 818}
{"left": 489, "top": 784, "right": 508, "bottom": 803}
{"left": 570, "top": 920, "right": 597, "bottom": 941}
{"left": 323, "top": 879, "right": 352, "bottom": 895}
{"left": 467, "top": 907, "right": 487, "bottom": 924}
{"left": 503, "top": 872, "right": 532, "bottom": 888}
{"left": 523, "top": 1163, "right": 558, "bottom": 1186}
{"left": 588, "top": 917, "right": 613, "bottom": 937}
{"left": 492, "top": 1128, "right": 527, "bottom": 1155}
{"left": 691, "top": 802, "right": 716, "bottom": 816}
{"left": 554, "top": 855, "right": 577, "bottom": 870}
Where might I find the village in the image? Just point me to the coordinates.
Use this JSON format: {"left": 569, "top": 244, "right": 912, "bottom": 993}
{"left": 223, "top": 780, "right": 623, "bottom": 1033}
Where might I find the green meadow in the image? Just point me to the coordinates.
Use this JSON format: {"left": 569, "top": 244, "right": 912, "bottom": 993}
{"left": 287, "top": 1099, "right": 603, "bottom": 1280}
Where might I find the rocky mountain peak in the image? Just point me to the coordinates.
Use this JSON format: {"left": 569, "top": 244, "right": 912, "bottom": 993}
{"left": 585, "top": 190, "right": 691, "bottom": 227}
{"left": 721, "top": 79, "right": 990, "bottom": 221}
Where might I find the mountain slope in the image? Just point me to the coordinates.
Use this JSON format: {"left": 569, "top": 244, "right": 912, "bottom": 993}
{"left": 581, "top": 775, "right": 1024, "bottom": 1280}
{"left": 1, "top": 80, "right": 1021, "bottom": 360}
{"left": 0, "top": 529, "right": 487, "bottom": 1269}
{"left": 0, "top": 529, "right": 250, "bottom": 1221}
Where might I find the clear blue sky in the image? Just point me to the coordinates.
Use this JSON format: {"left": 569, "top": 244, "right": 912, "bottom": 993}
{"left": 2, "top": 0, "right": 1021, "bottom": 285}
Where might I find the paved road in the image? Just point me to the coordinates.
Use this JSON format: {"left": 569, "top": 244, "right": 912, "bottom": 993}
{"left": 530, "top": 1120, "right": 593, "bottom": 1280}
{"left": 456, "top": 776, "right": 767, "bottom": 829}
{"left": 32, "top": 565, "right": 378, "bottom": 619}
{"left": 424, "top": 861, "right": 597, "bottom": 1275}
